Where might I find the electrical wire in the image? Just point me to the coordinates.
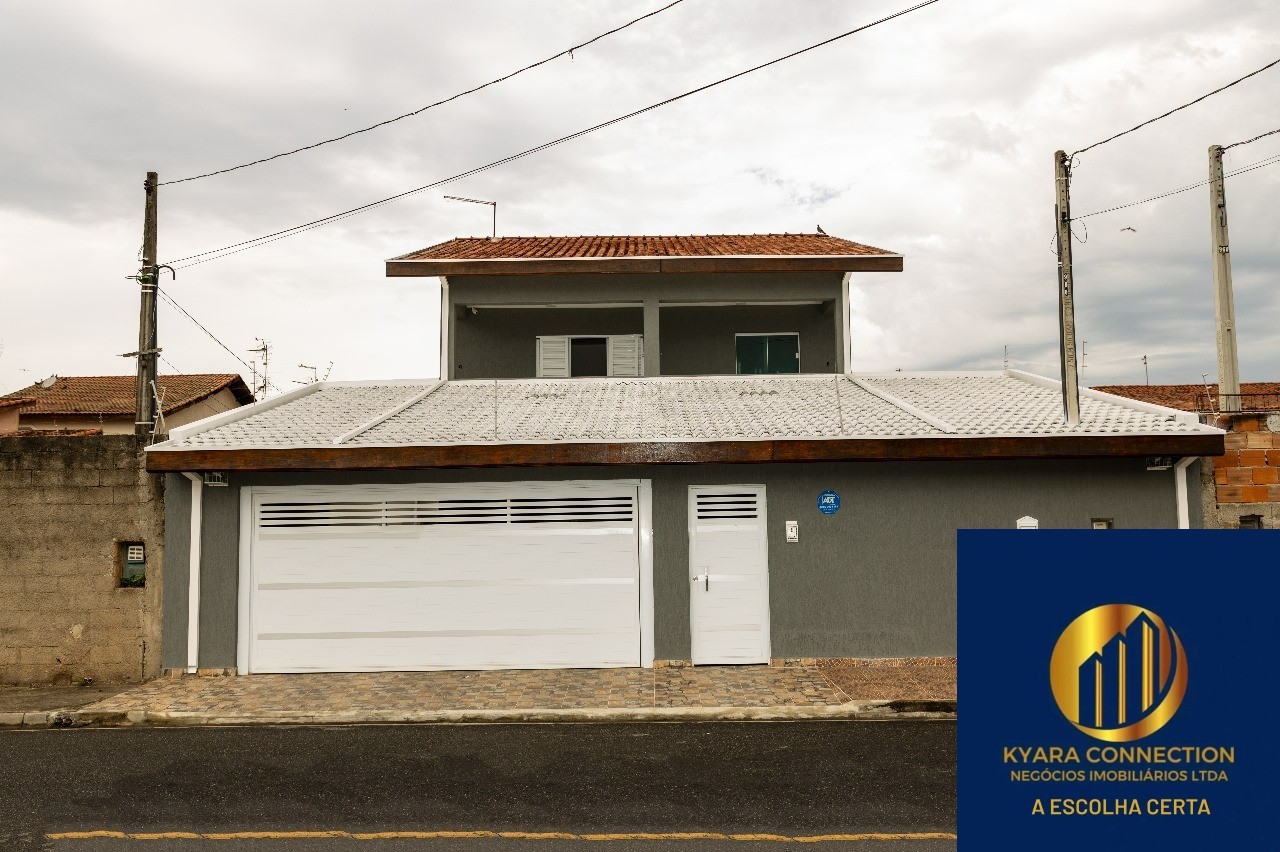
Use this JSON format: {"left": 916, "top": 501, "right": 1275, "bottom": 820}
{"left": 164, "top": 0, "right": 943, "bottom": 270}
{"left": 156, "top": 286, "right": 283, "bottom": 394}
{"left": 160, "top": 0, "right": 686, "bottom": 186}
{"left": 1070, "top": 56, "right": 1280, "bottom": 157}
{"left": 1224, "top": 126, "right": 1280, "bottom": 150}
{"left": 154, "top": 355, "right": 240, "bottom": 415}
{"left": 1072, "top": 152, "right": 1280, "bottom": 220}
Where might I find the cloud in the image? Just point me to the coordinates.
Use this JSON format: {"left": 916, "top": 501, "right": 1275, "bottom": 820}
{"left": 0, "top": 0, "right": 1277, "bottom": 393}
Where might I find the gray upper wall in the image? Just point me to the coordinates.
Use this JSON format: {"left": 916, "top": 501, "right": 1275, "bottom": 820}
{"left": 448, "top": 271, "right": 847, "bottom": 304}
{"left": 446, "top": 271, "right": 849, "bottom": 379}
{"left": 161, "top": 458, "right": 1197, "bottom": 669}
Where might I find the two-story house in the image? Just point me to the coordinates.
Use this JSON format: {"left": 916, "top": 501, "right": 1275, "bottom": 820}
{"left": 146, "top": 233, "right": 1222, "bottom": 677}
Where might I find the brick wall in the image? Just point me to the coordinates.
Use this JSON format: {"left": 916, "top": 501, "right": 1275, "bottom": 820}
{"left": 0, "top": 434, "right": 164, "bottom": 684}
{"left": 1201, "top": 412, "right": 1280, "bottom": 528}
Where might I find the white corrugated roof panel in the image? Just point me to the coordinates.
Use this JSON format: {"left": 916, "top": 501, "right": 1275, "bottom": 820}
{"left": 153, "top": 372, "right": 1219, "bottom": 452}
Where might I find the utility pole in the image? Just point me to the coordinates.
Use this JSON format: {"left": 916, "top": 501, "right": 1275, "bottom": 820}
{"left": 133, "top": 172, "right": 160, "bottom": 440}
{"left": 1208, "top": 145, "right": 1241, "bottom": 412}
{"left": 1142, "top": 355, "right": 1149, "bottom": 385}
{"left": 1053, "top": 151, "right": 1081, "bottom": 425}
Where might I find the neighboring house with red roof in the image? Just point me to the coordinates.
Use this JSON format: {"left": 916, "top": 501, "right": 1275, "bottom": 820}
{"left": 0, "top": 397, "right": 33, "bottom": 434}
{"left": 1, "top": 374, "right": 253, "bottom": 436}
{"left": 145, "top": 232, "right": 1222, "bottom": 677}
{"left": 1096, "top": 383, "right": 1280, "bottom": 529}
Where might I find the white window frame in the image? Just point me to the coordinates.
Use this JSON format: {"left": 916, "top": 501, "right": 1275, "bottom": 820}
{"left": 734, "top": 332, "right": 801, "bottom": 374}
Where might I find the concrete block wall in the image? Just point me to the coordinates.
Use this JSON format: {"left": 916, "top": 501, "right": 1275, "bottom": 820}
{"left": 0, "top": 434, "right": 164, "bottom": 684}
{"left": 1201, "top": 412, "right": 1280, "bottom": 528}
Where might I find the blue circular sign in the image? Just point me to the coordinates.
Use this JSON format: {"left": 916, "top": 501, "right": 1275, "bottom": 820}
{"left": 817, "top": 490, "right": 841, "bottom": 515}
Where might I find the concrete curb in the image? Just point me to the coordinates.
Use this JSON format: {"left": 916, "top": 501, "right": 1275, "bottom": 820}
{"left": 4, "top": 700, "right": 955, "bottom": 728}
{"left": 0, "top": 711, "right": 53, "bottom": 728}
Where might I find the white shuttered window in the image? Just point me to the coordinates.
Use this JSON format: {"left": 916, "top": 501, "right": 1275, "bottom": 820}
{"left": 536, "top": 336, "right": 570, "bottom": 378}
{"left": 607, "top": 334, "right": 644, "bottom": 377}
{"left": 537, "top": 335, "right": 644, "bottom": 378}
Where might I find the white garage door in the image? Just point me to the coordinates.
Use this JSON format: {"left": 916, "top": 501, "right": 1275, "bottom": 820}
{"left": 244, "top": 481, "right": 643, "bottom": 672}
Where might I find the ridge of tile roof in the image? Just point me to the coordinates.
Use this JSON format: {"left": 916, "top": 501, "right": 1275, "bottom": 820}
{"left": 393, "top": 233, "right": 897, "bottom": 262}
{"left": 151, "top": 372, "right": 1219, "bottom": 453}
{"left": 1, "top": 374, "right": 253, "bottom": 417}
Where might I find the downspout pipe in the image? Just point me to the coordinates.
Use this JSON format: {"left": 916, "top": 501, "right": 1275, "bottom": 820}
{"left": 181, "top": 472, "right": 203, "bottom": 673}
{"left": 1174, "top": 457, "right": 1196, "bottom": 530}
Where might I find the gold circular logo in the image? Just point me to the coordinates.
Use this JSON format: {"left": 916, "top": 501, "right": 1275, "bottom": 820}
{"left": 1049, "top": 604, "right": 1187, "bottom": 742}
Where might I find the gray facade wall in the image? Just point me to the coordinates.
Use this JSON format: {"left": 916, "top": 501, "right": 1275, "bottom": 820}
{"left": 660, "top": 305, "right": 838, "bottom": 376}
{"left": 453, "top": 308, "right": 642, "bottom": 380}
{"left": 448, "top": 272, "right": 845, "bottom": 380}
{"left": 164, "top": 458, "right": 1186, "bottom": 669}
{"left": 160, "top": 473, "right": 241, "bottom": 671}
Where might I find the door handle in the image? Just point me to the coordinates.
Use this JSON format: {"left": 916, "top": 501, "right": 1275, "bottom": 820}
{"left": 693, "top": 573, "right": 709, "bottom": 590}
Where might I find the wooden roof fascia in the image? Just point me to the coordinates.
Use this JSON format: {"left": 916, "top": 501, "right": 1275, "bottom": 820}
{"left": 146, "top": 432, "right": 1226, "bottom": 473}
{"left": 386, "top": 255, "right": 904, "bottom": 277}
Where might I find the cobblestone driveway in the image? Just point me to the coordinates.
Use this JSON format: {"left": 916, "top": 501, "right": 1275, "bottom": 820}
{"left": 75, "top": 660, "right": 954, "bottom": 716}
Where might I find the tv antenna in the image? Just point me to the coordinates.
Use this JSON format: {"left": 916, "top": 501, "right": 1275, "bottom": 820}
{"left": 444, "top": 195, "right": 497, "bottom": 239}
{"left": 247, "top": 338, "right": 271, "bottom": 398}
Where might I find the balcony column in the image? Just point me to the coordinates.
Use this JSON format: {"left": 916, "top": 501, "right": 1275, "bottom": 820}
{"left": 643, "top": 298, "right": 661, "bottom": 376}
{"left": 837, "top": 272, "right": 852, "bottom": 372}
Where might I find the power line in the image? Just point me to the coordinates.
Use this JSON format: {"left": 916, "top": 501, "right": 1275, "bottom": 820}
{"left": 160, "top": 0, "right": 687, "bottom": 186}
{"left": 156, "top": 286, "right": 253, "bottom": 370}
{"left": 1224, "top": 126, "right": 1280, "bottom": 150}
{"left": 1072, "top": 152, "right": 1280, "bottom": 220}
{"left": 1070, "top": 55, "right": 1280, "bottom": 157}
{"left": 164, "top": 0, "right": 943, "bottom": 270}
{"left": 155, "top": 285, "right": 283, "bottom": 394}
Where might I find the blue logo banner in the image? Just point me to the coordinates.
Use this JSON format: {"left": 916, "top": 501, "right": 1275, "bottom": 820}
{"left": 958, "top": 530, "right": 1277, "bottom": 849}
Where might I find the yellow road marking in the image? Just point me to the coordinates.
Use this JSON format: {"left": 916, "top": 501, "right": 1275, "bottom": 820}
{"left": 796, "top": 835, "right": 958, "bottom": 843}
{"left": 352, "top": 831, "right": 500, "bottom": 840}
{"left": 48, "top": 828, "right": 957, "bottom": 842}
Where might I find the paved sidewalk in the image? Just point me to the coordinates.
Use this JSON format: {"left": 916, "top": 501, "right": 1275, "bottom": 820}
{"left": 4, "top": 660, "right": 955, "bottom": 727}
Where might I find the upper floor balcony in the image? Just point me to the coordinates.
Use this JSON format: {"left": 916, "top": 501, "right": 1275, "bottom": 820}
{"left": 386, "top": 233, "right": 902, "bottom": 380}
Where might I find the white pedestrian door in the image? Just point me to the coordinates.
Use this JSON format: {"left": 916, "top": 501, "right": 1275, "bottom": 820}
{"left": 688, "top": 486, "right": 770, "bottom": 664}
{"left": 246, "top": 481, "right": 642, "bottom": 672}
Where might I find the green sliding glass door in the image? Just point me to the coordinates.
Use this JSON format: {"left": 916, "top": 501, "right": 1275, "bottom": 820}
{"left": 736, "top": 334, "right": 799, "bottom": 374}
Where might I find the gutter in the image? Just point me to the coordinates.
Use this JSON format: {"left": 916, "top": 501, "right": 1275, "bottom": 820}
{"left": 1174, "top": 456, "right": 1196, "bottom": 530}
{"left": 181, "top": 472, "right": 203, "bottom": 674}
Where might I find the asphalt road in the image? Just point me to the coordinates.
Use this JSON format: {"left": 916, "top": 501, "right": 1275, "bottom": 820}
{"left": 0, "top": 721, "right": 956, "bottom": 851}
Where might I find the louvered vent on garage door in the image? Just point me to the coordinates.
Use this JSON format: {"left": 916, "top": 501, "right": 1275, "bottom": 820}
{"left": 258, "top": 494, "right": 636, "bottom": 529}
{"left": 694, "top": 491, "right": 761, "bottom": 521}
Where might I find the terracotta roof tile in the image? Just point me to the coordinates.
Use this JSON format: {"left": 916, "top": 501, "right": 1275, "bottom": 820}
{"left": 1095, "top": 382, "right": 1280, "bottom": 412}
{"left": 1, "top": 374, "right": 253, "bottom": 417}
{"left": 395, "top": 233, "right": 896, "bottom": 261}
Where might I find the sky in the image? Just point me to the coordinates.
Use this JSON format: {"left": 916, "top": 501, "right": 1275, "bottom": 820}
{"left": 1, "top": 0, "right": 1277, "bottom": 395}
